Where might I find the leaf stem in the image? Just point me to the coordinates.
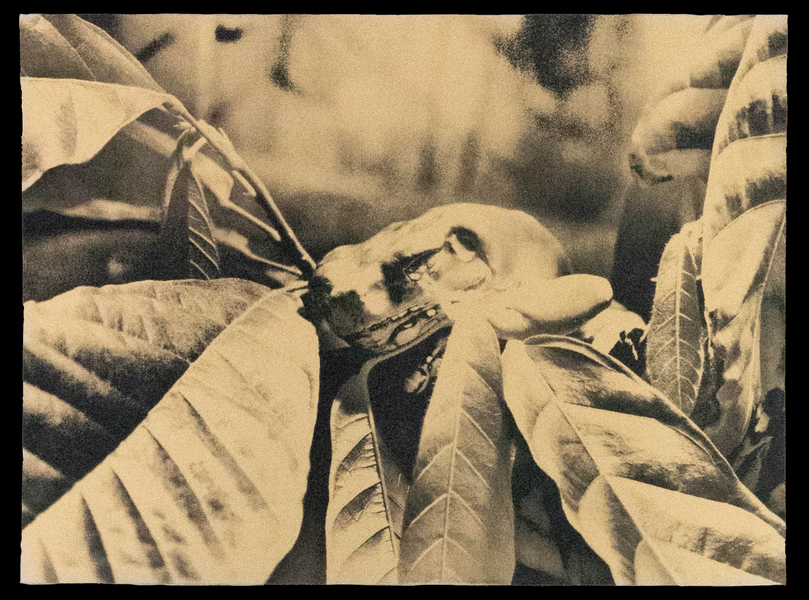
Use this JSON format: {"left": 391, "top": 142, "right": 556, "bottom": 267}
{"left": 163, "top": 101, "right": 317, "bottom": 277}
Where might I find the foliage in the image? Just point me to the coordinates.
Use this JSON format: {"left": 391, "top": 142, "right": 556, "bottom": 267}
{"left": 21, "top": 14, "right": 786, "bottom": 585}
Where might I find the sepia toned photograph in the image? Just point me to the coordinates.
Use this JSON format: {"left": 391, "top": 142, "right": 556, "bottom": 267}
{"left": 21, "top": 14, "right": 786, "bottom": 585}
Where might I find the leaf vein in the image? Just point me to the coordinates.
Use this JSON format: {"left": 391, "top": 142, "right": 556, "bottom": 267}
{"left": 413, "top": 445, "right": 451, "bottom": 484}
{"left": 448, "top": 490, "right": 484, "bottom": 528}
{"left": 460, "top": 408, "right": 496, "bottom": 449}
{"left": 406, "top": 493, "right": 448, "bottom": 530}
{"left": 455, "top": 450, "right": 493, "bottom": 493}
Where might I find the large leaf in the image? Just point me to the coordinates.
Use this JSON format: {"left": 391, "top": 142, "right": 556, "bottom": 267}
{"left": 697, "top": 15, "right": 786, "bottom": 466}
{"left": 22, "top": 278, "right": 281, "bottom": 526}
{"left": 646, "top": 221, "right": 705, "bottom": 415}
{"left": 21, "top": 77, "right": 173, "bottom": 191}
{"left": 501, "top": 335, "right": 785, "bottom": 585}
{"left": 325, "top": 365, "right": 407, "bottom": 584}
{"left": 628, "top": 16, "right": 756, "bottom": 184}
{"left": 398, "top": 312, "right": 515, "bottom": 584}
{"left": 20, "top": 14, "right": 163, "bottom": 91}
{"left": 21, "top": 286, "right": 320, "bottom": 584}
{"left": 701, "top": 201, "right": 785, "bottom": 461}
{"left": 701, "top": 15, "right": 786, "bottom": 249}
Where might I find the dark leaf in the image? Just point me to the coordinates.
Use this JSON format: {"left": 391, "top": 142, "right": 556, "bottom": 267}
{"left": 158, "top": 131, "right": 221, "bottom": 280}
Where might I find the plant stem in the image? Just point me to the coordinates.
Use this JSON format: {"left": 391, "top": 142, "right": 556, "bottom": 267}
{"left": 164, "top": 101, "right": 317, "bottom": 277}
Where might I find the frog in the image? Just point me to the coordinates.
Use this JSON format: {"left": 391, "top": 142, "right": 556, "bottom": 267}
{"left": 306, "top": 202, "right": 616, "bottom": 357}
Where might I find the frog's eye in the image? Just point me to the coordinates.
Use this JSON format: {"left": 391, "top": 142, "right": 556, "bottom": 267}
{"left": 404, "top": 230, "right": 490, "bottom": 291}
{"left": 403, "top": 249, "right": 441, "bottom": 282}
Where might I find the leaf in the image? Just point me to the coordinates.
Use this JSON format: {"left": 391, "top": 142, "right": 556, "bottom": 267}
{"left": 646, "top": 221, "right": 705, "bottom": 415}
{"left": 22, "top": 278, "right": 276, "bottom": 526}
{"left": 688, "top": 16, "right": 758, "bottom": 89}
{"left": 186, "top": 168, "right": 222, "bottom": 280}
{"left": 574, "top": 301, "right": 645, "bottom": 356}
{"left": 158, "top": 131, "right": 222, "bottom": 280}
{"left": 21, "top": 287, "right": 320, "bottom": 584}
{"left": 701, "top": 108, "right": 786, "bottom": 253}
{"left": 501, "top": 335, "right": 785, "bottom": 585}
{"left": 628, "top": 88, "right": 726, "bottom": 183}
{"left": 701, "top": 200, "right": 785, "bottom": 458}
{"left": 627, "top": 16, "right": 756, "bottom": 184}
{"left": 398, "top": 311, "right": 515, "bottom": 584}
{"left": 21, "top": 77, "right": 173, "bottom": 190}
{"left": 702, "top": 15, "right": 787, "bottom": 249}
{"left": 511, "top": 444, "right": 614, "bottom": 584}
{"left": 325, "top": 366, "right": 406, "bottom": 585}
{"left": 20, "top": 14, "right": 164, "bottom": 91}
{"left": 20, "top": 13, "right": 315, "bottom": 281}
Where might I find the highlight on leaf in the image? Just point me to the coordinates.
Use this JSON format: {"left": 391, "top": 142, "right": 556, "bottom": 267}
{"left": 501, "top": 335, "right": 785, "bottom": 586}
{"left": 398, "top": 310, "right": 515, "bottom": 585}
{"left": 22, "top": 287, "right": 320, "bottom": 584}
{"left": 646, "top": 220, "right": 705, "bottom": 415}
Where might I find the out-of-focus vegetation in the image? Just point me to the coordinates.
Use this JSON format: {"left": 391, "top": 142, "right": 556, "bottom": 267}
{"left": 80, "top": 15, "right": 709, "bottom": 263}
{"left": 25, "top": 14, "right": 711, "bottom": 303}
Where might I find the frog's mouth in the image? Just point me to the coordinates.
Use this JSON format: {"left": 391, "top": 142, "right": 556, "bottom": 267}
{"left": 343, "top": 302, "right": 450, "bottom": 355}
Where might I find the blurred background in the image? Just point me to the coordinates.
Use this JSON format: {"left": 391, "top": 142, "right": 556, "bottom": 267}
{"left": 27, "top": 14, "right": 713, "bottom": 317}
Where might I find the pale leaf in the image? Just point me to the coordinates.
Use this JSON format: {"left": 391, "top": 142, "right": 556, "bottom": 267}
{"left": 398, "top": 311, "right": 515, "bottom": 584}
{"left": 701, "top": 118, "right": 786, "bottom": 253}
{"left": 627, "top": 15, "right": 756, "bottom": 184}
{"left": 21, "top": 288, "right": 320, "bottom": 584}
{"left": 22, "top": 279, "right": 278, "bottom": 527}
{"left": 20, "top": 14, "right": 163, "bottom": 91}
{"left": 646, "top": 222, "right": 705, "bottom": 415}
{"left": 502, "top": 335, "right": 785, "bottom": 585}
{"left": 702, "top": 15, "right": 787, "bottom": 249}
{"left": 628, "top": 88, "right": 725, "bottom": 183}
{"left": 709, "top": 16, "right": 787, "bottom": 160}
{"left": 21, "top": 78, "right": 173, "bottom": 190}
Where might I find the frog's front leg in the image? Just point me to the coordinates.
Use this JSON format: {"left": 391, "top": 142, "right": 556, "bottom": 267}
{"left": 427, "top": 272, "right": 614, "bottom": 340}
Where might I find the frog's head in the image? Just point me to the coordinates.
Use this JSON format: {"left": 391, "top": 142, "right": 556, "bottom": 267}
{"left": 306, "top": 203, "right": 579, "bottom": 355}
